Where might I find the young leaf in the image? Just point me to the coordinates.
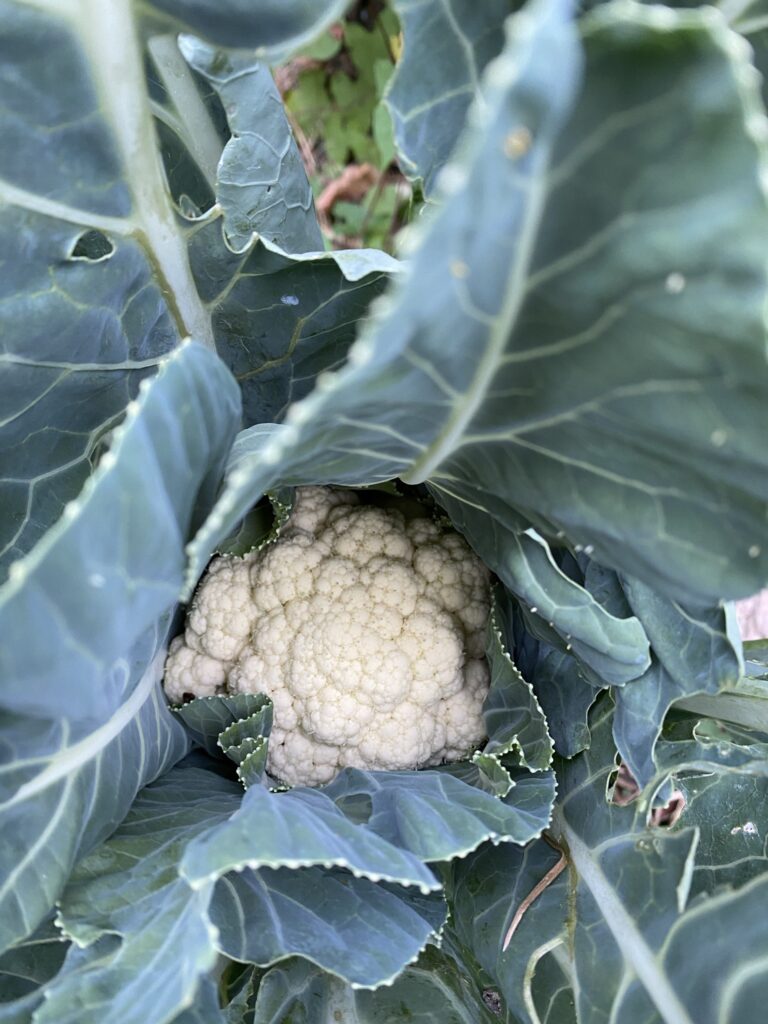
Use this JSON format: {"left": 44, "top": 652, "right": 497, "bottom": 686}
{"left": 483, "top": 591, "right": 554, "bottom": 770}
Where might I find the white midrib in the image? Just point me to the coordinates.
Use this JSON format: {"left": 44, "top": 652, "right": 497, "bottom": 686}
{"left": 147, "top": 35, "right": 224, "bottom": 191}
{"left": 401, "top": 137, "right": 551, "bottom": 485}
{"left": 0, "top": 652, "right": 165, "bottom": 815}
{"left": 76, "top": 0, "right": 215, "bottom": 350}
{"left": 558, "top": 815, "right": 695, "bottom": 1024}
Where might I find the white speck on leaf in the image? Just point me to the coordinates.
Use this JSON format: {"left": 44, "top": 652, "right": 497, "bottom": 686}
{"left": 731, "top": 821, "right": 759, "bottom": 836}
{"left": 280, "top": 294, "right": 299, "bottom": 306}
{"left": 665, "top": 272, "right": 686, "bottom": 294}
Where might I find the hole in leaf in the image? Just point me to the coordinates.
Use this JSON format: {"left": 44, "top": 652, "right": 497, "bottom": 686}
{"left": 650, "top": 790, "right": 686, "bottom": 829}
{"left": 609, "top": 762, "right": 639, "bottom": 806}
{"left": 482, "top": 989, "right": 503, "bottom": 1016}
{"left": 70, "top": 230, "right": 115, "bottom": 262}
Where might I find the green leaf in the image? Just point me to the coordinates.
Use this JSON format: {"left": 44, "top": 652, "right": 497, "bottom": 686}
{"left": 40, "top": 758, "right": 242, "bottom": 1024}
{"left": 451, "top": 697, "right": 768, "bottom": 1024}
{"left": 189, "top": 0, "right": 768, "bottom": 610}
{"left": 180, "top": 783, "right": 441, "bottom": 892}
{"left": 179, "top": 37, "right": 323, "bottom": 253}
{"left": 142, "top": 0, "right": 351, "bottom": 56}
{"left": 449, "top": 839, "right": 568, "bottom": 1024}
{"left": 214, "top": 502, "right": 275, "bottom": 557}
{"left": 322, "top": 767, "right": 554, "bottom": 861}
{"left": 174, "top": 693, "right": 273, "bottom": 759}
{"left": 442, "top": 505, "right": 651, "bottom": 687}
{"left": 211, "top": 868, "right": 447, "bottom": 987}
{"left": 0, "top": 919, "right": 68, "bottom": 1022}
{"left": 218, "top": 702, "right": 273, "bottom": 787}
{"left": 613, "top": 576, "right": 742, "bottom": 785}
{"left": 0, "top": 0, "right": 174, "bottom": 580}
{"left": 483, "top": 590, "right": 554, "bottom": 770}
{"left": 173, "top": 692, "right": 274, "bottom": 788}
{"left": 0, "top": 344, "right": 237, "bottom": 955}
{"left": 187, "top": 227, "right": 399, "bottom": 425}
{"left": 169, "top": 978, "right": 226, "bottom": 1024}
{"left": 674, "top": 771, "right": 768, "bottom": 895}
{"left": 439, "top": 754, "right": 517, "bottom": 797}
{"left": 246, "top": 946, "right": 503, "bottom": 1024}
{"left": 500, "top": 593, "right": 597, "bottom": 758}
{"left": 37, "top": 756, "right": 454, "bottom": 1019}
{"left": 0, "top": 0, "right": 396, "bottom": 585}
{"left": 528, "top": 641, "right": 596, "bottom": 758}
{"left": 386, "top": 0, "right": 515, "bottom": 194}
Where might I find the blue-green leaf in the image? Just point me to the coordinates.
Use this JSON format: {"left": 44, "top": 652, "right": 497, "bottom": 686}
{"left": 189, "top": 0, "right": 768, "bottom": 609}
{"left": 0, "top": 919, "right": 68, "bottom": 1023}
{"left": 0, "top": 0, "right": 395, "bottom": 585}
{"left": 181, "top": 783, "right": 440, "bottom": 892}
{"left": 441, "top": 505, "right": 650, "bottom": 687}
{"left": 173, "top": 693, "right": 273, "bottom": 760}
{"left": 179, "top": 37, "right": 323, "bottom": 253}
{"left": 211, "top": 868, "right": 446, "bottom": 987}
{"left": 245, "top": 946, "right": 502, "bottom": 1024}
{"left": 483, "top": 588, "right": 554, "bottom": 770}
{"left": 40, "top": 758, "right": 242, "bottom": 1024}
{"left": 451, "top": 696, "right": 768, "bottom": 1024}
{"left": 143, "top": 0, "right": 351, "bottom": 56}
{"left": 0, "top": 344, "right": 237, "bottom": 955}
{"left": 322, "top": 767, "right": 553, "bottom": 861}
{"left": 613, "top": 577, "right": 742, "bottom": 785}
{"left": 386, "top": 0, "right": 514, "bottom": 194}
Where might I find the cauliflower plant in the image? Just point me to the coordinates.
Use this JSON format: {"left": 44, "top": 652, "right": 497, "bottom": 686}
{"left": 164, "top": 487, "right": 491, "bottom": 786}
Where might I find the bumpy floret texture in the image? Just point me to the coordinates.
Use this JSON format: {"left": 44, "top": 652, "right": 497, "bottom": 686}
{"left": 164, "top": 487, "right": 491, "bottom": 786}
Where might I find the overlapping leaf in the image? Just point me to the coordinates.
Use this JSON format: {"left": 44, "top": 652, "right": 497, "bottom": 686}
{"left": 612, "top": 576, "right": 742, "bottom": 785}
{"left": 180, "top": 782, "right": 440, "bottom": 891}
{"left": 0, "top": 344, "right": 237, "bottom": 956}
{"left": 386, "top": 0, "right": 515, "bottom": 194}
{"left": 482, "top": 592, "right": 553, "bottom": 770}
{"left": 236, "top": 945, "right": 503, "bottom": 1024}
{"left": 188, "top": 0, "right": 768, "bottom": 612}
{"left": 0, "top": 0, "right": 395, "bottom": 581}
{"left": 142, "top": 0, "right": 351, "bottom": 56}
{"left": 450, "top": 697, "right": 768, "bottom": 1024}
{"left": 35, "top": 755, "right": 456, "bottom": 1023}
{"left": 211, "top": 869, "right": 446, "bottom": 987}
{"left": 41, "top": 759, "right": 236, "bottom": 1024}
{"left": 0, "top": 918, "right": 68, "bottom": 1023}
{"left": 321, "top": 767, "right": 553, "bottom": 862}
{"left": 441, "top": 503, "right": 650, "bottom": 686}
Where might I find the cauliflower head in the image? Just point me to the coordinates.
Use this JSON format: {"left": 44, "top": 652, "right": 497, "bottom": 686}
{"left": 164, "top": 487, "right": 491, "bottom": 786}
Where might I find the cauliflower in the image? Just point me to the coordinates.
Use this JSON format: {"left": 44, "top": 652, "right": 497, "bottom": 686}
{"left": 164, "top": 487, "right": 491, "bottom": 786}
